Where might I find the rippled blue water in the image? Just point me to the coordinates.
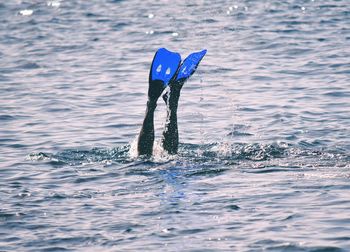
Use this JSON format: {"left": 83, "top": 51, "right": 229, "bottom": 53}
{"left": 1, "top": 0, "right": 350, "bottom": 251}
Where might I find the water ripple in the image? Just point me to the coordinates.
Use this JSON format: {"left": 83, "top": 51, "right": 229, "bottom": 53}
{"left": 1, "top": 0, "right": 350, "bottom": 250}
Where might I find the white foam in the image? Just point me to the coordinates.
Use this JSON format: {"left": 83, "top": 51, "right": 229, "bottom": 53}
{"left": 19, "top": 9, "right": 33, "bottom": 16}
{"left": 47, "top": 1, "right": 61, "bottom": 8}
{"left": 128, "top": 137, "right": 174, "bottom": 162}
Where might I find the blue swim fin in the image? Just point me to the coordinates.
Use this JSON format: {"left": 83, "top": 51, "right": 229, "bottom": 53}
{"left": 149, "top": 48, "right": 181, "bottom": 87}
{"left": 175, "top": 49, "right": 207, "bottom": 82}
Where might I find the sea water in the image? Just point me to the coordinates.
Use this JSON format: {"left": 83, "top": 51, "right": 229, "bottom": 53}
{"left": 1, "top": 0, "right": 350, "bottom": 251}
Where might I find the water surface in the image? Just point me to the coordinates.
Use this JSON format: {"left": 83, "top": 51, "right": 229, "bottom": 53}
{"left": 1, "top": 0, "right": 350, "bottom": 251}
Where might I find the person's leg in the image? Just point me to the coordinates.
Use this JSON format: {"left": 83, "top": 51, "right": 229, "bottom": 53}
{"left": 138, "top": 48, "right": 206, "bottom": 156}
{"left": 137, "top": 48, "right": 181, "bottom": 156}
{"left": 161, "top": 49, "right": 207, "bottom": 154}
{"left": 161, "top": 80, "right": 184, "bottom": 154}
{"left": 137, "top": 81, "right": 165, "bottom": 156}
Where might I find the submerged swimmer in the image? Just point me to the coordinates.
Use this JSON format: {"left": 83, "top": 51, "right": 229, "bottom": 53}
{"left": 137, "top": 48, "right": 207, "bottom": 156}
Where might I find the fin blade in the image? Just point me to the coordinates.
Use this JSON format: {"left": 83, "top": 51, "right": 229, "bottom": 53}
{"left": 150, "top": 48, "right": 181, "bottom": 86}
{"left": 176, "top": 49, "right": 207, "bottom": 81}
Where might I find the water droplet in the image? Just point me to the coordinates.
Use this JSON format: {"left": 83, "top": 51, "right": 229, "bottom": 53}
{"left": 156, "top": 64, "right": 162, "bottom": 72}
{"left": 148, "top": 13, "right": 154, "bottom": 19}
{"left": 172, "top": 32, "right": 178, "bottom": 37}
{"left": 165, "top": 67, "right": 171, "bottom": 75}
{"left": 19, "top": 9, "right": 33, "bottom": 16}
